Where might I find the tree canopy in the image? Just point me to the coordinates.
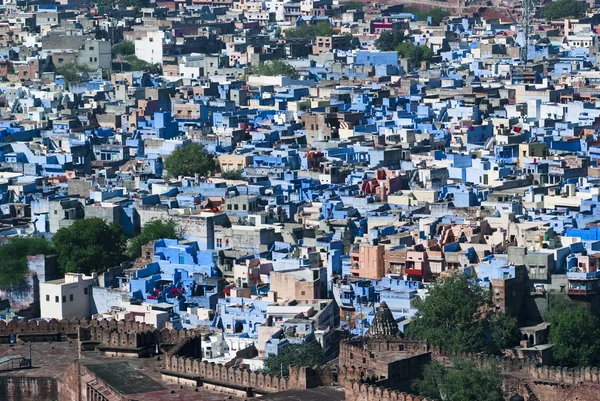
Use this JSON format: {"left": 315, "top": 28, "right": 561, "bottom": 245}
{"left": 0, "top": 237, "right": 54, "bottom": 288}
{"left": 127, "top": 218, "right": 179, "bottom": 259}
{"left": 112, "top": 40, "right": 135, "bottom": 56}
{"left": 396, "top": 43, "right": 433, "bottom": 66}
{"left": 118, "top": 55, "right": 161, "bottom": 74}
{"left": 406, "top": 274, "right": 520, "bottom": 354}
{"left": 375, "top": 29, "right": 405, "bottom": 51}
{"left": 263, "top": 341, "right": 324, "bottom": 377}
{"left": 404, "top": 7, "right": 450, "bottom": 26}
{"left": 343, "top": 1, "right": 364, "bottom": 10}
{"left": 221, "top": 169, "right": 244, "bottom": 180}
{"left": 285, "top": 23, "right": 336, "bottom": 40}
{"left": 250, "top": 60, "right": 299, "bottom": 79}
{"left": 55, "top": 63, "right": 90, "bottom": 85}
{"left": 542, "top": 0, "right": 587, "bottom": 19}
{"left": 413, "top": 358, "right": 504, "bottom": 401}
{"left": 546, "top": 297, "right": 600, "bottom": 367}
{"left": 164, "top": 142, "right": 217, "bottom": 178}
{"left": 52, "top": 218, "right": 127, "bottom": 275}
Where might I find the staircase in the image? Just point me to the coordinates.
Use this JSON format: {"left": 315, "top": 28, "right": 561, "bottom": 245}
{"left": 524, "top": 382, "right": 540, "bottom": 401}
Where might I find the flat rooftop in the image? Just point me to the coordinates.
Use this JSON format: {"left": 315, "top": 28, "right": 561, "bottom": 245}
{"left": 0, "top": 342, "right": 242, "bottom": 401}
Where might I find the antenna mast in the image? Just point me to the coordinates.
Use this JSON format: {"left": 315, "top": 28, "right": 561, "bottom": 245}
{"left": 521, "top": 0, "right": 535, "bottom": 67}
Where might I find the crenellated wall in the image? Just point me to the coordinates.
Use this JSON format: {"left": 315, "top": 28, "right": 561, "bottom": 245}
{"left": 0, "top": 317, "right": 198, "bottom": 352}
{"left": 162, "top": 336, "right": 321, "bottom": 395}
{"left": 341, "top": 337, "right": 600, "bottom": 401}
{"left": 345, "top": 381, "right": 433, "bottom": 401}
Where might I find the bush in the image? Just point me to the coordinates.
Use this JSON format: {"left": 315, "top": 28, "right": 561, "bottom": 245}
{"left": 221, "top": 169, "right": 244, "bottom": 180}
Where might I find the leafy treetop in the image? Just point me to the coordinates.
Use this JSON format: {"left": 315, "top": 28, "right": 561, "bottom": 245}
{"left": 542, "top": 0, "right": 587, "bottom": 19}
{"left": 249, "top": 60, "right": 299, "bottom": 79}
{"left": 412, "top": 358, "right": 504, "bottom": 401}
{"left": 127, "top": 218, "right": 179, "bottom": 259}
{"left": 112, "top": 40, "right": 135, "bottom": 56}
{"left": 375, "top": 29, "right": 405, "bottom": 51}
{"left": 546, "top": 296, "right": 600, "bottom": 367}
{"left": 0, "top": 237, "right": 54, "bottom": 288}
{"left": 262, "top": 341, "right": 324, "bottom": 377}
{"left": 406, "top": 273, "right": 520, "bottom": 354}
{"left": 285, "top": 23, "right": 337, "bottom": 40}
{"left": 164, "top": 142, "right": 217, "bottom": 178}
{"left": 52, "top": 218, "right": 127, "bottom": 275}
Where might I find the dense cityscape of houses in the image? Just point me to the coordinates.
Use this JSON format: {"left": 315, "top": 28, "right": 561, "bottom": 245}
{"left": 3, "top": 0, "right": 600, "bottom": 400}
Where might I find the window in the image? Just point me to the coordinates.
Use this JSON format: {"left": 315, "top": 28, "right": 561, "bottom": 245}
{"left": 234, "top": 204, "right": 239, "bottom": 210}
{"left": 70, "top": 294, "right": 73, "bottom": 302}
{"left": 46, "top": 295, "right": 50, "bottom": 302}
{"left": 243, "top": 204, "right": 247, "bottom": 210}
{"left": 84, "top": 287, "right": 88, "bottom": 295}
{"left": 62, "top": 296, "right": 66, "bottom": 303}
{"left": 89, "top": 46, "right": 94, "bottom": 51}
{"left": 301, "top": 291, "right": 305, "bottom": 295}
{"left": 89, "top": 57, "right": 93, "bottom": 62}
{"left": 217, "top": 239, "right": 223, "bottom": 247}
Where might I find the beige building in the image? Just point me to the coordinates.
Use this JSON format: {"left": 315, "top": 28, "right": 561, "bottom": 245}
{"left": 218, "top": 154, "right": 253, "bottom": 172}
{"left": 40, "top": 273, "right": 97, "bottom": 319}
{"left": 270, "top": 268, "right": 326, "bottom": 301}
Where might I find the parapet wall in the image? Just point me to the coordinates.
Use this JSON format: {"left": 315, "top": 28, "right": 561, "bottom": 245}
{"left": 0, "top": 318, "right": 196, "bottom": 345}
{"left": 163, "top": 336, "right": 320, "bottom": 394}
{"left": 345, "top": 381, "right": 432, "bottom": 401}
{"left": 341, "top": 337, "right": 600, "bottom": 387}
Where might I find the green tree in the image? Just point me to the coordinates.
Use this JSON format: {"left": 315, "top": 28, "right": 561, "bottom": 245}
{"left": 112, "top": 40, "right": 135, "bottom": 56}
{"left": 375, "top": 29, "right": 405, "bottom": 51}
{"left": 413, "top": 358, "right": 504, "bottom": 401}
{"left": 127, "top": 218, "right": 178, "bottom": 259}
{"left": 263, "top": 342, "right": 324, "bottom": 377}
{"left": 0, "top": 237, "right": 54, "bottom": 288}
{"left": 404, "top": 7, "right": 450, "bottom": 26}
{"left": 221, "top": 169, "right": 244, "bottom": 180}
{"left": 285, "top": 23, "right": 336, "bottom": 40}
{"left": 52, "top": 218, "right": 127, "bottom": 275}
{"left": 250, "top": 60, "right": 299, "bottom": 78}
{"left": 406, "top": 274, "right": 520, "bottom": 354}
{"left": 343, "top": 1, "right": 364, "bottom": 10}
{"left": 121, "top": 55, "right": 161, "bottom": 73}
{"left": 396, "top": 43, "right": 433, "bottom": 66}
{"left": 542, "top": 0, "right": 587, "bottom": 19}
{"left": 164, "top": 143, "right": 216, "bottom": 178}
{"left": 55, "top": 63, "right": 88, "bottom": 85}
{"left": 546, "top": 297, "right": 600, "bottom": 367}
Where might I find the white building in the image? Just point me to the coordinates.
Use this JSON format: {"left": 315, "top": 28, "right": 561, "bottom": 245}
{"left": 135, "top": 30, "right": 173, "bottom": 65}
{"left": 40, "top": 273, "right": 97, "bottom": 319}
